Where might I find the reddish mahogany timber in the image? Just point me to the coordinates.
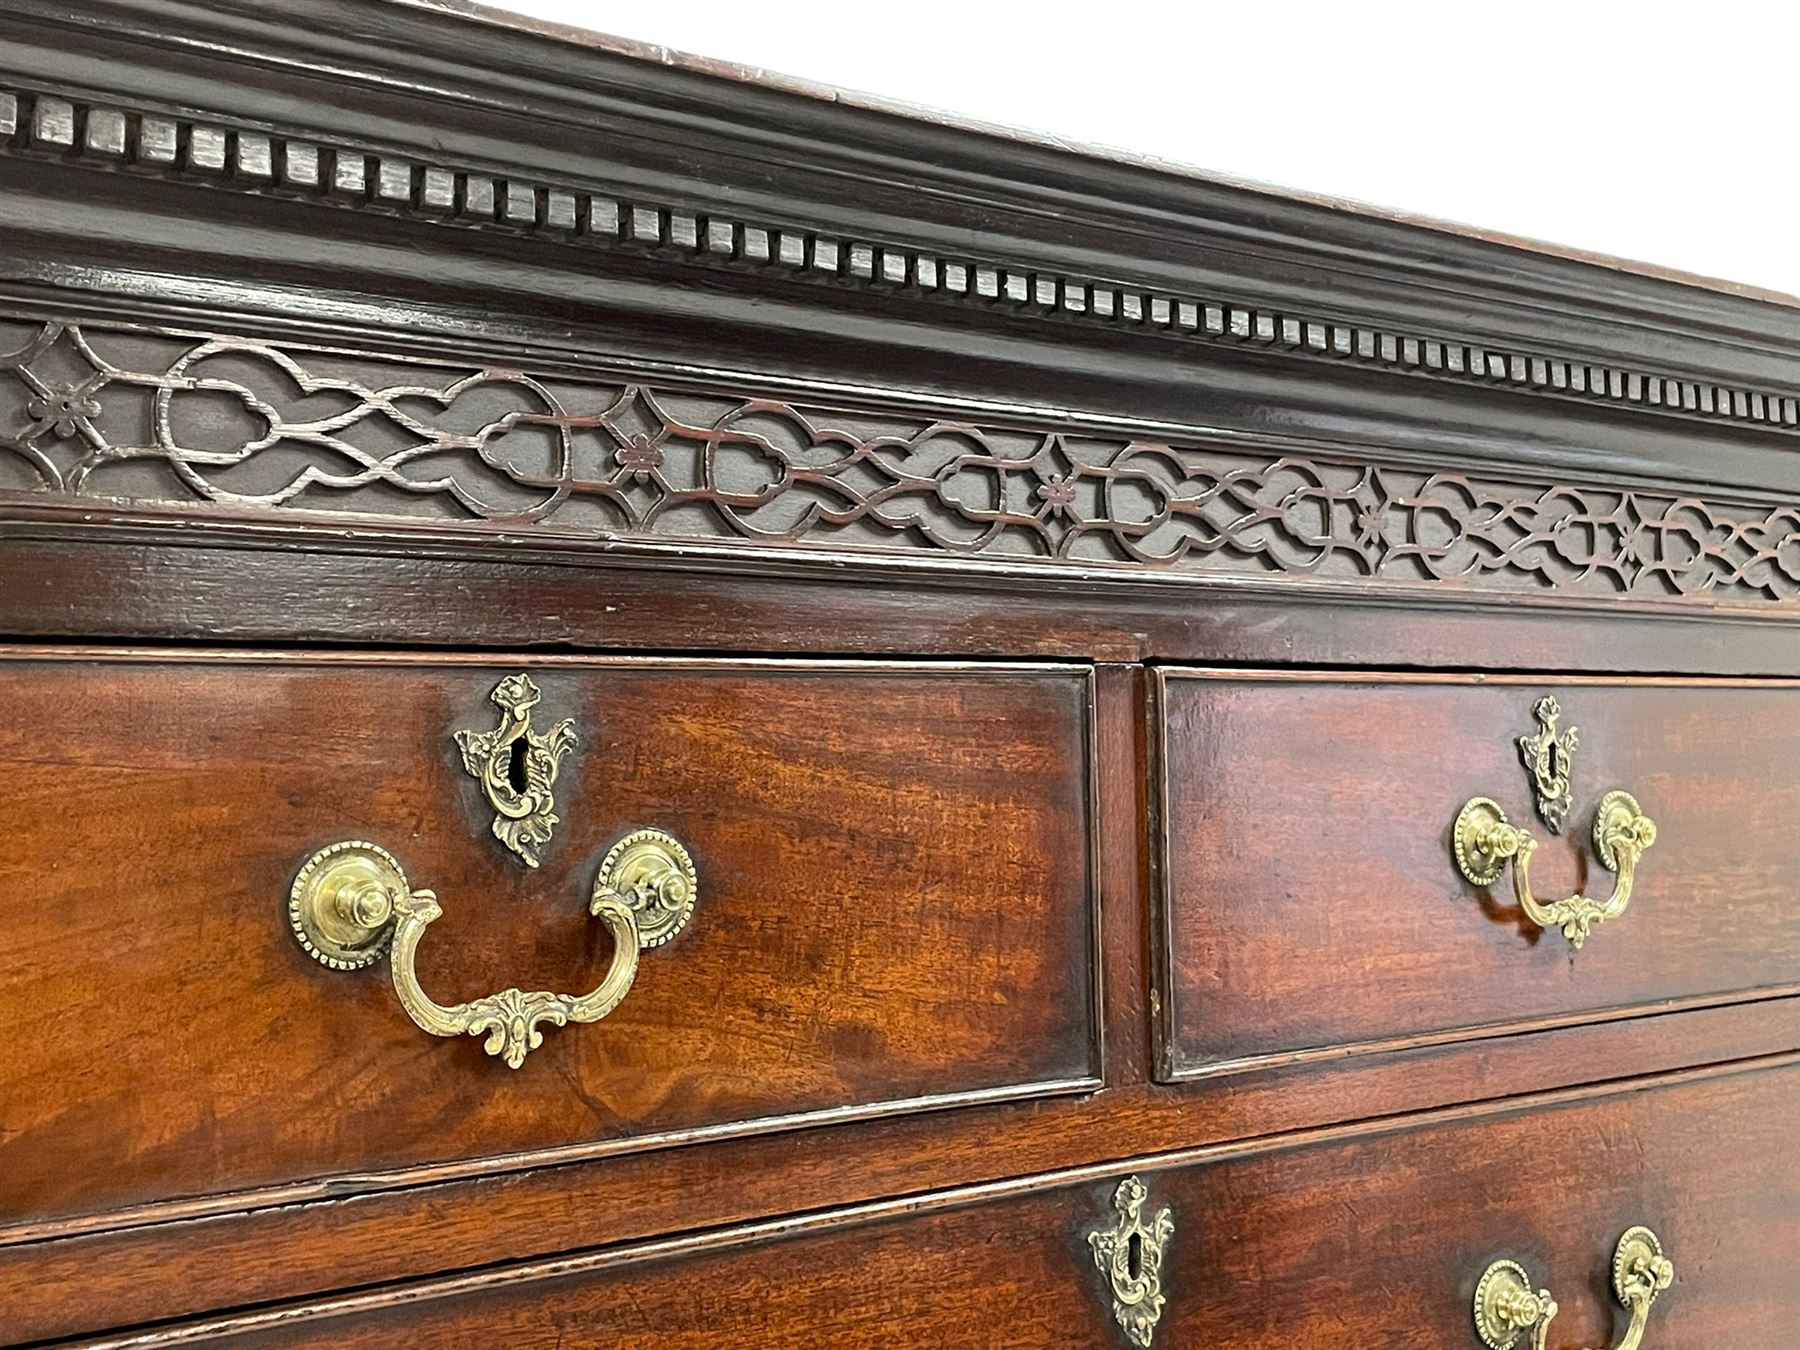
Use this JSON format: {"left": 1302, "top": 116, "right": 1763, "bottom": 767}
{"left": 80, "top": 1055, "right": 1800, "bottom": 1349}
{"left": 1158, "top": 670, "right": 1800, "bottom": 1080}
{"left": 0, "top": 651, "right": 1097, "bottom": 1234}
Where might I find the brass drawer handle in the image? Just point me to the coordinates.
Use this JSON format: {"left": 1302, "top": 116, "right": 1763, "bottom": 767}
{"left": 1453, "top": 790, "right": 1656, "bottom": 949}
{"left": 1451, "top": 697, "right": 1656, "bottom": 949}
{"left": 290, "top": 829, "right": 696, "bottom": 1068}
{"left": 1475, "top": 1226, "right": 1673, "bottom": 1350}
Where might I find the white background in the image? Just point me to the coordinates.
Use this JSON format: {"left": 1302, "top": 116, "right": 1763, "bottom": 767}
{"left": 487, "top": 0, "right": 1800, "bottom": 301}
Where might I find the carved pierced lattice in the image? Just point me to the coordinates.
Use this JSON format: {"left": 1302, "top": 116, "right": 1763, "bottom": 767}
{"left": 4, "top": 315, "right": 1800, "bottom": 603}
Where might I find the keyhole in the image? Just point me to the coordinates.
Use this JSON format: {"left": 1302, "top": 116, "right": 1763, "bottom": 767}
{"left": 507, "top": 737, "right": 529, "bottom": 794}
{"left": 1126, "top": 1231, "right": 1143, "bottom": 1282}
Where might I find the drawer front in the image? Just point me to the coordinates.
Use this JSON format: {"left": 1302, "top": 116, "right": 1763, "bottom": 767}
{"left": 0, "top": 653, "right": 1097, "bottom": 1234}
{"left": 135, "top": 1057, "right": 1800, "bottom": 1347}
{"left": 1156, "top": 671, "right": 1800, "bottom": 1079}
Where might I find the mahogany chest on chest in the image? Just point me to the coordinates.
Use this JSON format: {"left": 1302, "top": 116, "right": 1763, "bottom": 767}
{"left": 3, "top": 5, "right": 1798, "bottom": 1345}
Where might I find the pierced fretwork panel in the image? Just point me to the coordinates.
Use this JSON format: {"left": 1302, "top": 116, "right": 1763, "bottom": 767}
{"left": 4, "top": 315, "right": 1797, "bottom": 603}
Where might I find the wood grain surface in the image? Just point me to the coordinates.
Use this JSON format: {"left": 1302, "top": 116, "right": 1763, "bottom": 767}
{"left": 81, "top": 1054, "right": 1800, "bottom": 1349}
{"left": 10, "top": 996, "right": 1800, "bottom": 1342}
{"left": 4, "top": 5, "right": 1800, "bottom": 1344}
{"left": 0, "top": 652, "right": 1097, "bottom": 1235}
{"left": 1158, "top": 671, "right": 1800, "bottom": 1078}
{"left": 5, "top": 662, "right": 1800, "bottom": 1343}
{"left": 13, "top": 517, "right": 1800, "bottom": 675}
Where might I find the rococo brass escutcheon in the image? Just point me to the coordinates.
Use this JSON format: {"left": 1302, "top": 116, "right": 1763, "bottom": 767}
{"left": 289, "top": 830, "right": 697, "bottom": 1068}
{"left": 1517, "top": 695, "right": 1578, "bottom": 833}
{"left": 454, "top": 672, "right": 577, "bottom": 868}
{"left": 1474, "top": 1226, "right": 1673, "bottom": 1350}
{"left": 1088, "top": 1175, "right": 1174, "bottom": 1347}
{"left": 1452, "top": 699, "right": 1656, "bottom": 949}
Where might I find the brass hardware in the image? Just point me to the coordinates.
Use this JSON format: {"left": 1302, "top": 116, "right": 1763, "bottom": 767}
{"left": 1453, "top": 789, "right": 1656, "bottom": 949}
{"left": 1474, "top": 1226, "right": 1672, "bottom": 1350}
{"left": 1457, "top": 696, "right": 1656, "bottom": 948}
{"left": 1088, "top": 1175, "right": 1174, "bottom": 1347}
{"left": 288, "top": 840, "right": 403, "bottom": 970}
{"left": 1517, "top": 695, "right": 1578, "bottom": 833}
{"left": 454, "top": 673, "right": 577, "bottom": 868}
{"left": 598, "top": 829, "right": 698, "bottom": 947}
{"left": 289, "top": 829, "right": 697, "bottom": 1068}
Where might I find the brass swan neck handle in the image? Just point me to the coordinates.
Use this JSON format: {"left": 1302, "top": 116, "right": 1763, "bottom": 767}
{"left": 1475, "top": 1227, "right": 1673, "bottom": 1350}
{"left": 1453, "top": 790, "right": 1656, "bottom": 949}
{"left": 290, "top": 830, "right": 697, "bottom": 1068}
{"left": 387, "top": 885, "right": 641, "bottom": 1069}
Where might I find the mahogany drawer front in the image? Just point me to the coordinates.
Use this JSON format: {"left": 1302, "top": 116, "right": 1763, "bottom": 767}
{"left": 127, "top": 1056, "right": 1800, "bottom": 1348}
{"left": 1156, "top": 671, "right": 1800, "bottom": 1081}
{"left": 0, "top": 653, "right": 1098, "bottom": 1237}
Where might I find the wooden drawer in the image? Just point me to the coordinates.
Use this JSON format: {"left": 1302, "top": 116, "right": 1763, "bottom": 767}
{"left": 1155, "top": 671, "right": 1800, "bottom": 1080}
{"left": 118, "top": 1056, "right": 1800, "bottom": 1346}
{"left": 0, "top": 652, "right": 1098, "bottom": 1238}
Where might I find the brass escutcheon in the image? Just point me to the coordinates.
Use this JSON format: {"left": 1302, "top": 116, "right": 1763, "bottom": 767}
{"left": 1087, "top": 1176, "right": 1174, "bottom": 1347}
{"left": 454, "top": 672, "right": 577, "bottom": 869}
{"left": 1517, "top": 695, "right": 1579, "bottom": 833}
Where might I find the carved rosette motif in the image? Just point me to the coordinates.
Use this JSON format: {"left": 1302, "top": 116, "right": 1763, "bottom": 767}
{"left": 7, "top": 315, "right": 1800, "bottom": 605}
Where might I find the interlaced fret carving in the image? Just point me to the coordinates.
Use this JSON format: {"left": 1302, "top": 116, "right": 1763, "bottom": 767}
{"left": 5, "top": 315, "right": 1799, "bottom": 604}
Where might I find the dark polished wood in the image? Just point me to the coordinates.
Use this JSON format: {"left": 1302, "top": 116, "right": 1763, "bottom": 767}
{"left": 7, "top": 0, "right": 1800, "bottom": 505}
{"left": 1157, "top": 670, "right": 1800, "bottom": 1079}
{"left": 82, "top": 1055, "right": 1800, "bottom": 1349}
{"left": 1, "top": 3, "right": 1798, "bottom": 1343}
{"left": 8, "top": 657, "right": 1793, "bottom": 1341}
{"left": 14, "top": 518, "right": 1800, "bottom": 676}
{"left": 9, "top": 996, "right": 1799, "bottom": 1343}
{"left": 0, "top": 652, "right": 1096, "bottom": 1235}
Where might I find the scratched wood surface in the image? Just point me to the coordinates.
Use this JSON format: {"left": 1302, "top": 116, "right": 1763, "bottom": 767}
{"left": 97, "top": 1056, "right": 1800, "bottom": 1349}
{"left": 15, "top": 524, "right": 1800, "bottom": 675}
{"left": 1158, "top": 672, "right": 1800, "bottom": 1078}
{"left": 0, "top": 653, "right": 1096, "bottom": 1233}
{"left": 10, "top": 998, "right": 1800, "bottom": 1341}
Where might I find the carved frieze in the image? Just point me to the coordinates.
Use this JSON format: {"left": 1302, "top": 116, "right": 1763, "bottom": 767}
{"left": 5, "top": 312, "right": 1800, "bottom": 606}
